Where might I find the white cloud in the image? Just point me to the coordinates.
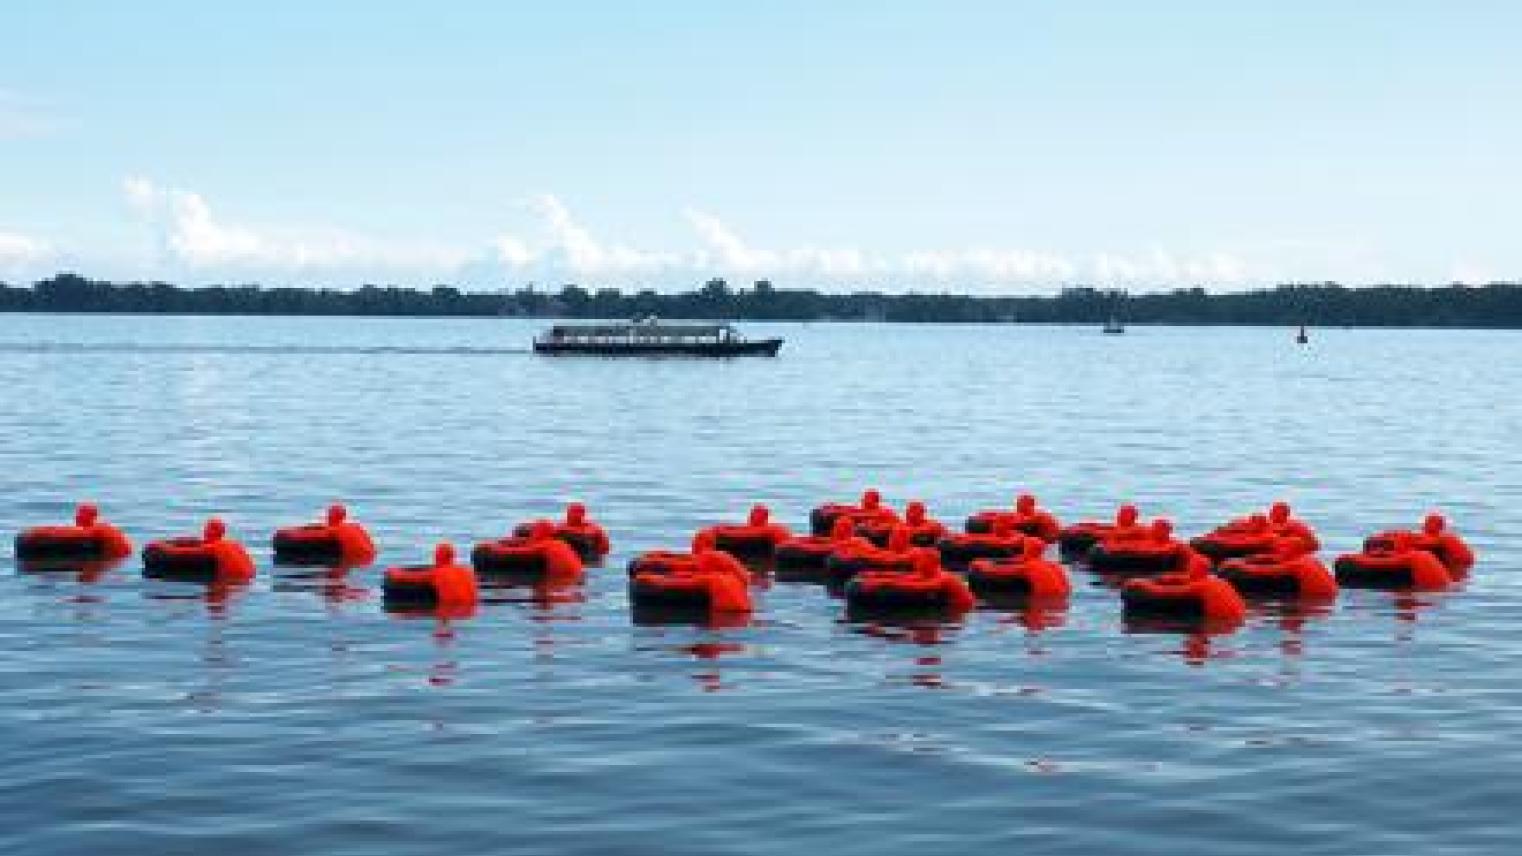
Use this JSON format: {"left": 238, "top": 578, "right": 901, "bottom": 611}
{"left": 109, "top": 177, "right": 1290, "bottom": 290}
{"left": 0, "top": 231, "right": 52, "bottom": 273}
{"left": 123, "top": 176, "right": 469, "bottom": 277}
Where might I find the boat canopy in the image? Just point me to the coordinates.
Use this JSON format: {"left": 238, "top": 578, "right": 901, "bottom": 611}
{"left": 543, "top": 323, "right": 738, "bottom": 341}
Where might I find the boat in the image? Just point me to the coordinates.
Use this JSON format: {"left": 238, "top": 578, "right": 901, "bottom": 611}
{"left": 1102, "top": 316, "right": 1125, "bottom": 335}
{"left": 533, "top": 318, "right": 783, "bottom": 357}
{"left": 1295, "top": 324, "right": 1309, "bottom": 345}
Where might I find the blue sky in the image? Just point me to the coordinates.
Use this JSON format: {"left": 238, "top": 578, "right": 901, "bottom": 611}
{"left": 2, "top": 1, "right": 1518, "bottom": 291}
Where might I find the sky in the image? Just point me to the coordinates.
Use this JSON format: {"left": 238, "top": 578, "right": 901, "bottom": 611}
{"left": 1, "top": 1, "right": 1518, "bottom": 292}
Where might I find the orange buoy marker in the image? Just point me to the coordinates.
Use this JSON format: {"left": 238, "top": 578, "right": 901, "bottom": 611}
{"left": 1121, "top": 555, "right": 1247, "bottom": 622}
{"left": 472, "top": 520, "right": 584, "bottom": 581}
{"left": 1335, "top": 532, "right": 1454, "bottom": 590}
{"left": 809, "top": 488, "right": 900, "bottom": 536}
{"left": 860, "top": 500, "right": 946, "bottom": 547}
{"left": 15, "top": 503, "right": 132, "bottom": 561}
{"left": 629, "top": 549, "right": 753, "bottom": 614}
{"left": 512, "top": 502, "right": 610, "bottom": 559}
{"left": 384, "top": 542, "right": 479, "bottom": 608}
{"left": 272, "top": 504, "right": 377, "bottom": 565}
{"left": 776, "top": 516, "right": 872, "bottom": 572}
{"left": 845, "top": 549, "right": 976, "bottom": 615}
{"left": 967, "top": 538, "right": 1072, "bottom": 600}
{"left": 1362, "top": 513, "right": 1474, "bottom": 576}
{"left": 965, "top": 493, "right": 1062, "bottom": 542}
{"left": 693, "top": 504, "right": 792, "bottom": 558}
{"left": 143, "top": 517, "right": 256, "bottom": 583}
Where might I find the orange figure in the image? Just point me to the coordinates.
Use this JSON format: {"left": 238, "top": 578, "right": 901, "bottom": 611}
{"left": 1217, "top": 537, "right": 1337, "bottom": 599}
{"left": 629, "top": 549, "right": 753, "bottom": 615}
{"left": 143, "top": 517, "right": 256, "bottom": 583}
{"left": 1364, "top": 513, "right": 1474, "bottom": 576}
{"left": 967, "top": 537, "right": 1072, "bottom": 600}
{"left": 1336, "top": 531, "right": 1454, "bottom": 590}
{"left": 15, "top": 503, "right": 133, "bottom": 561}
{"left": 473, "top": 519, "right": 584, "bottom": 581}
{"left": 512, "top": 502, "right": 611, "bottom": 559}
{"left": 937, "top": 516, "right": 1034, "bottom": 568}
{"left": 860, "top": 500, "right": 946, "bottom": 547}
{"left": 966, "top": 493, "right": 1062, "bottom": 542}
{"left": 1058, "top": 503, "right": 1145, "bottom": 556}
{"left": 694, "top": 504, "right": 792, "bottom": 558}
{"left": 384, "top": 542, "right": 479, "bottom": 612}
{"left": 825, "top": 523, "right": 919, "bottom": 582}
{"left": 809, "top": 488, "right": 901, "bottom": 536}
{"left": 272, "top": 503, "right": 377, "bottom": 565}
{"left": 775, "top": 516, "right": 872, "bottom": 571}
{"left": 1088, "top": 517, "right": 1199, "bottom": 575}
{"left": 845, "top": 549, "right": 976, "bottom": 614}
{"left": 1121, "top": 552, "right": 1248, "bottom": 622}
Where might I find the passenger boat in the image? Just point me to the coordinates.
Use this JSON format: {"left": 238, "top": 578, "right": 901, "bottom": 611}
{"left": 533, "top": 318, "right": 783, "bottom": 357}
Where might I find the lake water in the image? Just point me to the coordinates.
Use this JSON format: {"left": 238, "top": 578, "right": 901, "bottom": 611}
{"left": 1, "top": 313, "right": 1518, "bottom": 855}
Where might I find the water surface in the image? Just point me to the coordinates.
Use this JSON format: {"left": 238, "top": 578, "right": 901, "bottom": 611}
{"left": 2, "top": 314, "right": 1517, "bottom": 854}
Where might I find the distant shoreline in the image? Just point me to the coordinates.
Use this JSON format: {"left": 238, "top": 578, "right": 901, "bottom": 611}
{"left": 5, "top": 273, "right": 1522, "bottom": 328}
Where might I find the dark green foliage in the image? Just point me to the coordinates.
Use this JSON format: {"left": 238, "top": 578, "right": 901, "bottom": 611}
{"left": 3, "top": 272, "right": 1521, "bottom": 327}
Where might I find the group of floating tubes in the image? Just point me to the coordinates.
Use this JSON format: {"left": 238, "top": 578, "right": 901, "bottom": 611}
{"left": 12, "top": 493, "right": 1475, "bottom": 631}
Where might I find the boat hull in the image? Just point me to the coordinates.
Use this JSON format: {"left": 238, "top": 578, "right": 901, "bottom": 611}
{"left": 533, "top": 338, "right": 783, "bottom": 357}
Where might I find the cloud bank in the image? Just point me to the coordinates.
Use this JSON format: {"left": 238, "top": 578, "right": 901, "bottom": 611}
{"left": 4, "top": 176, "right": 1484, "bottom": 290}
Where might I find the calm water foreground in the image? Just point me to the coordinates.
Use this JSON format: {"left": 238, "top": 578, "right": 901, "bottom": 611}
{"left": 1, "top": 314, "right": 1518, "bottom": 855}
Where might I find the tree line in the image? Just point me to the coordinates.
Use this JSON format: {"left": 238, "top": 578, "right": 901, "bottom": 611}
{"left": 4, "top": 272, "right": 1522, "bottom": 327}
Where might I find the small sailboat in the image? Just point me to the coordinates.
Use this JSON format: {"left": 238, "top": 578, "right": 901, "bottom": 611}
{"left": 1295, "top": 324, "right": 1309, "bottom": 345}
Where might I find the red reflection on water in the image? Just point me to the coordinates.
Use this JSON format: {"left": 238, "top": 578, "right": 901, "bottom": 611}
{"left": 1122, "top": 615, "right": 1243, "bottom": 666}
{"left": 847, "top": 618, "right": 964, "bottom": 688}
{"left": 1248, "top": 598, "right": 1335, "bottom": 658}
{"left": 985, "top": 594, "right": 1071, "bottom": 634}
{"left": 676, "top": 640, "right": 746, "bottom": 692}
{"left": 273, "top": 563, "right": 372, "bottom": 608}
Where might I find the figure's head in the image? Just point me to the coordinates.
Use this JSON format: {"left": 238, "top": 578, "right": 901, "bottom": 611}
{"left": 1423, "top": 513, "right": 1446, "bottom": 536}
{"left": 888, "top": 526, "right": 910, "bottom": 552}
{"left": 530, "top": 519, "right": 556, "bottom": 541}
{"left": 1117, "top": 504, "right": 1139, "bottom": 527}
{"left": 75, "top": 503, "right": 99, "bottom": 527}
{"left": 326, "top": 504, "right": 347, "bottom": 526}
{"left": 748, "top": 505, "right": 770, "bottom": 527}
{"left": 862, "top": 489, "right": 881, "bottom": 510}
{"left": 831, "top": 517, "right": 855, "bottom": 540}
{"left": 435, "top": 542, "right": 455, "bottom": 566}
{"left": 1016, "top": 494, "right": 1036, "bottom": 514}
{"left": 1269, "top": 502, "right": 1291, "bottom": 524}
{"left": 204, "top": 517, "right": 227, "bottom": 542}
{"left": 1151, "top": 518, "right": 1174, "bottom": 542}
{"left": 905, "top": 501, "right": 926, "bottom": 524}
{"left": 566, "top": 502, "right": 587, "bottom": 525}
